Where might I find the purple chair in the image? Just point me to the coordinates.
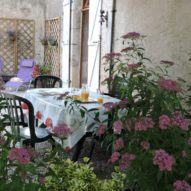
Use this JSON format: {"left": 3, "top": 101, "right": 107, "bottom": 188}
{"left": 4, "top": 59, "right": 35, "bottom": 90}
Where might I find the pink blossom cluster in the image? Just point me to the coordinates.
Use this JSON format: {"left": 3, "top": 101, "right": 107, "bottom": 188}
{"left": 157, "top": 79, "right": 181, "bottom": 92}
{"left": 140, "top": 141, "right": 150, "bottom": 151}
{"left": 114, "top": 138, "right": 124, "bottom": 151}
{"left": 127, "top": 63, "right": 140, "bottom": 70}
{"left": 135, "top": 117, "right": 154, "bottom": 131}
{"left": 171, "top": 111, "right": 189, "bottom": 131}
{"left": 53, "top": 123, "right": 71, "bottom": 137}
{"left": 160, "top": 60, "right": 174, "bottom": 66}
{"left": 96, "top": 124, "right": 107, "bottom": 137}
{"left": 103, "top": 102, "right": 117, "bottom": 111}
{"left": 110, "top": 152, "right": 120, "bottom": 163}
{"left": 32, "top": 65, "right": 40, "bottom": 78}
{"left": 121, "top": 32, "right": 141, "bottom": 39}
{"left": 159, "top": 115, "right": 171, "bottom": 129}
{"left": 153, "top": 149, "right": 175, "bottom": 171}
{"left": 119, "top": 153, "right": 136, "bottom": 171}
{"left": 103, "top": 52, "right": 121, "bottom": 60}
{"left": 173, "top": 180, "right": 191, "bottom": 191}
{"left": 113, "top": 120, "right": 123, "bottom": 134}
{"left": 110, "top": 152, "right": 136, "bottom": 171}
{"left": 120, "top": 47, "right": 134, "bottom": 52}
{"left": 8, "top": 147, "right": 33, "bottom": 164}
{"left": 187, "top": 137, "right": 191, "bottom": 145}
{"left": 0, "top": 136, "right": 5, "bottom": 145}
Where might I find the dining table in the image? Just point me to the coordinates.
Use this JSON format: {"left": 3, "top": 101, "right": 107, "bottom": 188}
{"left": 24, "top": 88, "right": 120, "bottom": 157}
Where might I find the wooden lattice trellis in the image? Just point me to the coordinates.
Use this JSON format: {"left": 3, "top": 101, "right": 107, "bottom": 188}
{"left": 0, "top": 18, "right": 35, "bottom": 74}
{"left": 45, "top": 17, "right": 61, "bottom": 76}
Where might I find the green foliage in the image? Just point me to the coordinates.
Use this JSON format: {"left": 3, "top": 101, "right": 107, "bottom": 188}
{"left": 98, "top": 32, "right": 191, "bottom": 191}
{"left": 0, "top": 97, "right": 125, "bottom": 191}
{"left": 45, "top": 158, "right": 125, "bottom": 191}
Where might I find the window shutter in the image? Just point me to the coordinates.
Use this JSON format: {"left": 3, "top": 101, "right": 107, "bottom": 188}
{"left": 88, "top": 0, "right": 101, "bottom": 91}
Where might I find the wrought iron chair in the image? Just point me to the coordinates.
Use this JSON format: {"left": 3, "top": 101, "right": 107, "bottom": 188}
{"left": 34, "top": 75, "right": 62, "bottom": 88}
{"left": 0, "top": 92, "right": 53, "bottom": 147}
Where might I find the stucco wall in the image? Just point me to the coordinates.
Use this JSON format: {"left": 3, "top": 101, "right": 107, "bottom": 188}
{"left": 45, "top": 0, "right": 63, "bottom": 19}
{"left": 0, "top": 0, "right": 46, "bottom": 64}
{"left": 101, "top": 0, "right": 191, "bottom": 85}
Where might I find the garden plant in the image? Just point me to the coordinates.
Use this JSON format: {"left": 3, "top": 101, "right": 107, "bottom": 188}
{"left": 96, "top": 32, "right": 191, "bottom": 191}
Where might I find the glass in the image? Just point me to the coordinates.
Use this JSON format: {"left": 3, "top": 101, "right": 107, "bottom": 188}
{"left": 97, "top": 89, "right": 103, "bottom": 104}
{"left": 80, "top": 85, "right": 89, "bottom": 102}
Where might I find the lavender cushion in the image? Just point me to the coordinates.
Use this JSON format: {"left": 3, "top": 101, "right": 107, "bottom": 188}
{"left": 20, "top": 59, "right": 35, "bottom": 68}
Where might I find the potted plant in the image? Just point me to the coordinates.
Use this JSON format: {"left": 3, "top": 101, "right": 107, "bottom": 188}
{"left": 96, "top": 32, "right": 191, "bottom": 190}
{"left": 47, "top": 35, "right": 58, "bottom": 46}
{"left": 40, "top": 36, "right": 48, "bottom": 46}
{"left": 7, "top": 30, "right": 17, "bottom": 41}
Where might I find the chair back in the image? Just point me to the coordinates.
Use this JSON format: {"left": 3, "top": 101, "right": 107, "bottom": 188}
{"left": 34, "top": 75, "right": 62, "bottom": 88}
{"left": 17, "top": 59, "right": 36, "bottom": 82}
{"left": 0, "top": 92, "right": 37, "bottom": 140}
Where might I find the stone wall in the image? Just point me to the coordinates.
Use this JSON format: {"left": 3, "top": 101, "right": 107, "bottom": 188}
{"left": 0, "top": 0, "right": 46, "bottom": 64}
{"left": 101, "top": 0, "right": 191, "bottom": 85}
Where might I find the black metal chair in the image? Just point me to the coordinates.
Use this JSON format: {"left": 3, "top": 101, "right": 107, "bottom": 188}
{"left": 0, "top": 92, "right": 53, "bottom": 147}
{"left": 34, "top": 75, "right": 62, "bottom": 88}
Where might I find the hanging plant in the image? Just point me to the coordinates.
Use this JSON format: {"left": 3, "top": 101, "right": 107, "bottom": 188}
{"left": 47, "top": 35, "right": 58, "bottom": 46}
{"left": 40, "top": 36, "right": 48, "bottom": 46}
{"left": 7, "top": 30, "right": 17, "bottom": 41}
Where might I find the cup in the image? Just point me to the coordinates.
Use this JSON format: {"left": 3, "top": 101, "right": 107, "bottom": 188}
{"left": 80, "top": 85, "right": 89, "bottom": 101}
{"left": 97, "top": 89, "right": 103, "bottom": 104}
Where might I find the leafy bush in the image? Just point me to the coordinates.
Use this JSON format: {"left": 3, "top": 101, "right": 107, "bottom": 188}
{"left": 0, "top": 97, "right": 125, "bottom": 191}
{"left": 97, "top": 32, "right": 191, "bottom": 191}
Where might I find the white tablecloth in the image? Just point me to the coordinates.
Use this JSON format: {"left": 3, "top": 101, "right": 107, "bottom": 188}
{"left": 24, "top": 88, "right": 120, "bottom": 148}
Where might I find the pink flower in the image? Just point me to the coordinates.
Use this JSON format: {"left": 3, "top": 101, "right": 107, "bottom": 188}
{"left": 187, "top": 137, "right": 191, "bottom": 145}
{"left": 113, "top": 120, "right": 122, "bottom": 134}
{"left": 114, "top": 138, "right": 124, "bottom": 151}
{"left": 157, "top": 79, "right": 181, "bottom": 92}
{"left": 103, "top": 102, "right": 117, "bottom": 111}
{"left": 96, "top": 124, "right": 107, "bottom": 137}
{"left": 53, "top": 123, "right": 71, "bottom": 137}
{"left": 153, "top": 149, "right": 175, "bottom": 171}
{"left": 135, "top": 117, "right": 154, "bottom": 131}
{"left": 110, "top": 152, "right": 120, "bottom": 163}
{"left": 159, "top": 115, "right": 171, "bottom": 129}
{"left": 39, "top": 176, "right": 45, "bottom": 185}
{"left": 140, "top": 141, "right": 150, "bottom": 151}
{"left": 103, "top": 52, "right": 121, "bottom": 60}
{"left": 182, "top": 150, "right": 187, "bottom": 158}
{"left": 45, "top": 117, "right": 53, "bottom": 128}
{"left": 120, "top": 47, "right": 134, "bottom": 52}
{"left": 173, "top": 180, "right": 191, "bottom": 191}
{"left": 8, "top": 147, "right": 33, "bottom": 164}
{"left": 171, "top": 111, "right": 189, "bottom": 131}
{"left": 0, "top": 136, "right": 6, "bottom": 145}
{"left": 118, "top": 99, "right": 128, "bottom": 108}
{"left": 127, "top": 64, "right": 140, "bottom": 69}
{"left": 121, "top": 32, "right": 141, "bottom": 39}
{"left": 119, "top": 153, "right": 136, "bottom": 171}
{"left": 36, "top": 111, "right": 42, "bottom": 120}
{"left": 160, "top": 60, "right": 174, "bottom": 66}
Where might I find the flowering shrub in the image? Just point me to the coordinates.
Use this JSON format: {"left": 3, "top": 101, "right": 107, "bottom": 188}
{"left": 32, "top": 64, "right": 51, "bottom": 78}
{"left": 97, "top": 32, "right": 191, "bottom": 190}
{"left": 0, "top": 97, "right": 125, "bottom": 191}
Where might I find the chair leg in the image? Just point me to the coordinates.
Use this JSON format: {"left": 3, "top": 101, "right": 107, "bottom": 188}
{"left": 88, "top": 137, "right": 96, "bottom": 161}
{"left": 71, "top": 134, "right": 87, "bottom": 162}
